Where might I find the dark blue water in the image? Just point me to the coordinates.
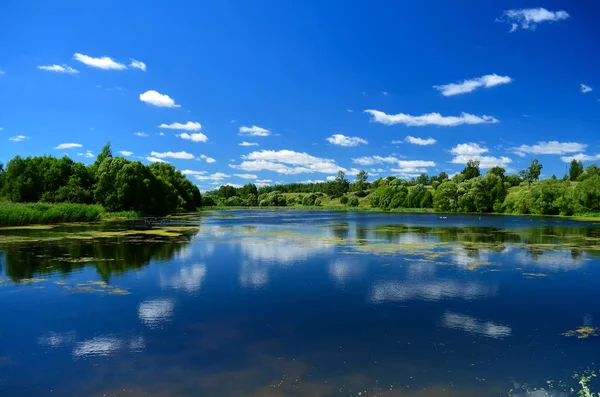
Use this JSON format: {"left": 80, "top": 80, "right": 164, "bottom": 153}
{"left": 1, "top": 211, "right": 599, "bottom": 396}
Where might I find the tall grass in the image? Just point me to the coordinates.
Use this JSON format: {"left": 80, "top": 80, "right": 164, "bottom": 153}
{"left": 0, "top": 202, "right": 105, "bottom": 226}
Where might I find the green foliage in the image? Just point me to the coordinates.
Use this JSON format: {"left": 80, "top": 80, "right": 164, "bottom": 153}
{"left": 257, "top": 191, "right": 287, "bottom": 207}
{"left": 302, "top": 193, "right": 319, "bottom": 206}
{"left": 570, "top": 160, "right": 584, "bottom": 181}
{"left": 355, "top": 170, "right": 368, "bottom": 192}
{"left": 520, "top": 159, "right": 543, "bottom": 185}
{"left": 462, "top": 160, "right": 481, "bottom": 180}
{"left": 0, "top": 202, "right": 105, "bottom": 226}
{"left": 0, "top": 143, "right": 201, "bottom": 215}
{"left": 340, "top": 196, "right": 349, "bottom": 205}
{"left": 348, "top": 196, "right": 359, "bottom": 207}
{"left": 433, "top": 181, "right": 459, "bottom": 212}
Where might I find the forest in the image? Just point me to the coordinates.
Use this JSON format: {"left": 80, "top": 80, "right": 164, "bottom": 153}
{"left": 0, "top": 143, "right": 202, "bottom": 215}
{"left": 203, "top": 159, "right": 600, "bottom": 216}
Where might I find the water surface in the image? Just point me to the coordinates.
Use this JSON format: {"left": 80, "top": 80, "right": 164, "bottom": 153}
{"left": 1, "top": 211, "right": 599, "bottom": 396}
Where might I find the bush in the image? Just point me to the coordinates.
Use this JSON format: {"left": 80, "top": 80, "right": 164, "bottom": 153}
{"left": 354, "top": 190, "right": 368, "bottom": 198}
{"left": 302, "top": 193, "right": 318, "bottom": 206}
{"left": 340, "top": 196, "right": 349, "bottom": 205}
{"left": 225, "top": 196, "right": 242, "bottom": 206}
{"left": 0, "top": 202, "right": 105, "bottom": 226}
{"left": 348, "top": 197, "right": 359, "bottom": 207}
{"left": 315, "top": 198, "right": 322, "bottom": 206}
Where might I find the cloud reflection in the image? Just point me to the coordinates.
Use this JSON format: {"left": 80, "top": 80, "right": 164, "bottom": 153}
{"left": 138, "top": 298, "right": 175, "bottom": 328}
{"left": 161, "top": 264, "right": 206, "bottom": 293}
{"left": 240, "top": 238, "right": 335, "bottom": 264}
{"left": 72, "top": 335, "right": 145, "bottom": 358}
{"left": 370, "top": 280, "right": 495, "bottom": 303}
{"left": 441, "top": 311, "right": 512, "bottom": 339}
{"left": 328, "top": 259, "right": 367, "bottom": 287}
{"left": 37, "top": 331, "right": 76, "bottom": 348}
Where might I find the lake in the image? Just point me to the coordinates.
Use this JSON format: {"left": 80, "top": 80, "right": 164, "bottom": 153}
{"left": 1, "top": 210, "right": 599, "bottom": 396}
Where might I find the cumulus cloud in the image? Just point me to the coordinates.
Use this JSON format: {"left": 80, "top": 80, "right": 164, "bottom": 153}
{"left": 434, "top": 74, "right": 512, "bottom": 96}
{"left": 134, "top": 132, "right": 148, "bottom": 137}
{"left": 139, "top": 90, "right": 180, "bottom": 108}
{"left": 159, "top": 121, "right": 201, "bottom": 131}
{"left": 352, "top": 155, "right": 399, "bottom": 166}
{"left": 451, "top": 143, "right": 488, "bottom": 156}
{"left": 239, "top": 141, "right": 259, "bottom": 147}
{"left": 55, "top": 143, "right": 82, "bottom": 149}
{"left": 199, "top": 154, "right": 215, "bottom": 163}
{"left": 150, "top": 151, "right": 194, "bottom": 160}
{"left": 146, "top": 156, "right": 167, "bottom": 163}
{"left": 581, "top": 84, "right": 593, "bottom": 94}
{"left": 129, "top": 59, "right": 146, "bottom": 71}
{"left": 239, "top": 125, "right": 270, "bottom": 136}
{"left": 177, "top": 132, "right": 208, "bottom": 142}
{"left": 405, "top": 136, "right": 436, "bottom": 145}
{"left": 37, "top": 64, "right": 79, "bottom": 74}
{"left": 450, "top": 143, "right": 512, "bottom": 169}
{"left": 230, "top": 150, "right": 344, "bottom": 175}
{"left": 9, "top": 135, "right": 28, "bottom": 142}
{"left": 234, "top": 173, "right": 258, "bottom": 179}
{"left": 73, "top": 53, "right": 127, "bottom": 70}
{"left": 119, "top": 151, "right": 133, "bottom": 156}
{"left": 77, "top": 150, "right": 94, "bottom": 158}
{"left": 326, "top": 134, "right": 368, "bottom": 147}
{"left": 499, "top": 8, "right": 570, "bottom": 32}
{"left": 561, "top": 153, "right": 600, "bottom": 163}
{"left": 255, "top": 179, "right": 272, "bottom": 187}
{"left": 192, "top": 172, "right": 230, "bottom": 181}
{"left": 512, "top": 141, "right": 587, "bottom": 156}
{"left": 181, "top": 170, "right": 207, "bottom": 176}
{"left": 365, "top": 110, "right": 499, "bottom": 127}
{"left": 398, "top": 160, "right": 436, "bottom": 168}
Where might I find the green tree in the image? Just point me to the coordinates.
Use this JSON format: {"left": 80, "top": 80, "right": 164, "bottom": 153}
{"left": 355, "top": 170, "right": 368, "bottom": 192}
{"left": 416, "top": 173, "right": 429, "bottom": 185}
{"left": 520, "top": 159, "right": 543, "bottom": 186}
{"left": 348, "top": 196, "right": 359, "bottom": 207}
{"left": 335, "top": 170, "right": 350, "bottom": 195}
{"left": 462, "top": 160, "right": 481, "bottom": 180}
{"left": 340, "top": 196, "right": 349, "bottom": 205}
{"left": 569, "top": 159, "right": 584, "bottom": 181}
{"left": 433, "top": 181, "right": 459, "bottom": 212}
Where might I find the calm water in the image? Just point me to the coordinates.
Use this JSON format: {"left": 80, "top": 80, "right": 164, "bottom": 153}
{"left": 1, "top": 211, "right": 600, "bottom": 396}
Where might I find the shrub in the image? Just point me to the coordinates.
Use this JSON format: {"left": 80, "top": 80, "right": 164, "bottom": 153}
{"left": 340, "top": 196, "right": 349, "bottom": 205}
{"left": 348, "top": 197, "right": 359, "bottom": 207}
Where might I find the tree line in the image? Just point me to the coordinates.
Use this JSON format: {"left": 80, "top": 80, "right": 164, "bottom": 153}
{"left": 0, "top": 143, "right": 202, "bottom": 215}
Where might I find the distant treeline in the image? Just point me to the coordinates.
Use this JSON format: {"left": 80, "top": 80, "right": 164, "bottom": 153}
{"left": 205, "top": 159, "right": 600, "bottom": 216}
{"left": 0, "top": 143, "right": 202, "bottom": 215}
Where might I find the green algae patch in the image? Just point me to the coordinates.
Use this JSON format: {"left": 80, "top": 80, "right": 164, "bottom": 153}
{"left": 562, "top": 326, "right": 600, "bottom": 339}
{"left": 63, "top": 280, "right": 130, "bottom": 295}
{"left": 0, "top": 225, "right": 56, "bottom": 231}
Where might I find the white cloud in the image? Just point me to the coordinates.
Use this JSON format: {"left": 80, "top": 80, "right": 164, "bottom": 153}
{"left": 138, "top": 299, "right": 175, "bottom": 328}
{"left": 158, "top": 132, "right": 165, "bottom": 136}
{"left": 55, "top": 143, "right": 82, "bottom": 149}
{"left": 193, "top": 172, "right": 230, "bottom": 181}
{"left": 199, "top": 154, "right": 215, "bottom": 163}
{"left": 119, "top": 150, "right": 133, "bottom": 156}
{"left": 398, "top": 160, "right": 436, "bottom": 168}
{"left": 451, "top": 143, "right": 488, "bottom": 156}
{"left": 178, "top": 132, "right": 208, "bottom": 142}
{"left": 146, "top": 156, "right": 168, "bottom": 163}
{"left": 129, "top": 59, "right": 146, "bottom": 71}
{"left": 159, "top": 121, "right": 201, "bottom": 131}
{"left": 134, "top": 132, "right": 148, "bottom": 137}
{"left": 365, "top": 110, "right": 499, "bottom": 127}
{"left": 326, "top": 134, "right": 368, "bottom": 147}
{"left": 73, "top": 53, "right": 127, "bottom": 70}
{"left": 77, "top": 150, "right": 94, "bottom": 158}
{"left": 239, "top": 141, "right": 259, "bottom": 147}
{"left": 239, "top": 125, "right": 270, "bottom": 136}
{"left": 181, "top": 170, "right": 207, "bottom": 176}
{"left": 441, "top": 312, "right": 512, "bottom": 339}
{"left": 139, "top": 90, "right": 180, "bottom": 108}
{"left": 451, "top": 155, "right": 512, "bottom": 169}
{"left": 512, "top": 141, "right": 587, "bottom": 156}
{"left": 230, "top": 150, "right": 344, "bottom": 175}
{"left": 234, "top": 173, "right": 258, "bottom": 179}
{"left": 352, "top": 155, "right": 399, "bottom": 166}
{"left": 37, "top": 64, "right": 79, "bottom": 74}
{"left": 391, "top": 140, "right": 403, "bottom": 145}
{"left": 434, "top": 74, "right": 511, "bottom": 96}
{"left": 499, "top": 8, "right": 570, "bottom": 32}
{"left": 581, "top": 84, "right": 593, "bottom": 94}
{"left": 405, "top": 136, "right": 436, "bottom": 145}
{"left": 150, "top": 151, "right": 194, "bottom": 160}
{"left": 9, "top": 135, "right": 28, "bottom": 142}
{"left": 326, "top": 176, "right": 336, "bottom": 181}
{"left": 255, "top": 179, "right": 272, "bottom": 187}
{"left": 561, "top": 153, "right": 600, "bottom": 163}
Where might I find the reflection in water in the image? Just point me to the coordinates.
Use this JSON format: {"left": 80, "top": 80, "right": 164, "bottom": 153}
{"left": 370, "top": 280, "right": 495, "bottom": 303}
{"left": 138, "top": 299, "right": 175, "bottom": 328}
{"left": 160, "top": 263, "right": 206, "bottom": 293}
{"left": 1, "top": 212, "right": 600, "bottom": 396}
{"left": 441, "top": 312, "right": 512, "bottom": 339}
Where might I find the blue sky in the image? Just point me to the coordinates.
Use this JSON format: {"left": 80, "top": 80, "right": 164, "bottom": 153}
{"left": 1, "top": 1, "right": 599, "bottom": 190}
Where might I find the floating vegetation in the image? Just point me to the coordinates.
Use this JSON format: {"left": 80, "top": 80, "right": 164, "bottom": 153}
{"left": 523, "top": 273, "right": 548, "bottom": 278}
{"left": 562, "top": 326, "right": 600, "bottom": 339}
{"left": 0, "top": 225, "right": 56, "bottom": 231}
{"left": 63, "top": 280, "right": 130, "bottom": 295}
{"left": 21, "top": 278, "right": 47, "bottom": 284}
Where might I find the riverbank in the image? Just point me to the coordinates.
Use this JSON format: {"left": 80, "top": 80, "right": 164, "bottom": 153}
{"left": 0, "top": 202, "right": 139, "bottom": 226}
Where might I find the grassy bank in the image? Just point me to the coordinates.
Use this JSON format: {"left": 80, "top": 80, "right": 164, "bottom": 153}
{"left": 0, "top": 202, "right": 140, "bottom": 226}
